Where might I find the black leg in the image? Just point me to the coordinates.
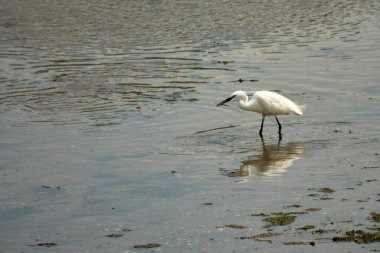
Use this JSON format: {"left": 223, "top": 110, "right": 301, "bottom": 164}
{"left": 275, "top": 116, "right": 282, "bottom": 141}
{"left": 259, "top": 115, "right": 265, "bottom": 137}
{"left": 260, "top": 135, "right": 267, "bottom": 151}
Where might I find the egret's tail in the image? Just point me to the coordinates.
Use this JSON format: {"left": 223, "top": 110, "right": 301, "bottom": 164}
{"left": 297, "top": 104, "right": 307, "bottom": 115}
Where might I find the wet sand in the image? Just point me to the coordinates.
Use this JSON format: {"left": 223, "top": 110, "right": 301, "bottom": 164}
{"left": 0, "top": 0, "right": 379, "bottom": 252}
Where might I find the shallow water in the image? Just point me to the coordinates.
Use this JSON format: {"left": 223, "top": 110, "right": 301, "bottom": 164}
{"left": 1, "top": 0, "right": 380, "bottom": 252}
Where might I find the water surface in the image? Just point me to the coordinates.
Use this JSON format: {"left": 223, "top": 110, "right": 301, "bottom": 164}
{"left": 1, "top": 0, "right": 379, "bottom": 252}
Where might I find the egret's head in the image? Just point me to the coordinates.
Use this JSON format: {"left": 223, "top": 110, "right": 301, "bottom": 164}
{"left": 216, "top": 90, "right": 247, "bottom": 107}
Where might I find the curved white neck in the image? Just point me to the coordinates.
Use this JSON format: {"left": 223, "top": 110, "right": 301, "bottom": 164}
{"left": 238, "top": 96, "right": 250, "bottom": 110}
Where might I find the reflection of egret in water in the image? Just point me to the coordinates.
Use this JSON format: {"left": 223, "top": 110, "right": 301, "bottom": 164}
{"left": 220, "top": 140, "right": 305, "bottom": 182}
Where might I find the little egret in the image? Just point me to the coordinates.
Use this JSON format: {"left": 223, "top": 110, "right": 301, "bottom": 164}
{"left": 217, "top": 90, "right": 305, "bottom": 139}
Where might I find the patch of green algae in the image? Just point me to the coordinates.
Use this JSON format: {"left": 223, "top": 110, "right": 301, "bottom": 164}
{"left": 332, "top": 230, "right": 380, "bottom": 244}
{"left": 264, "top": 215, "right": 296, "bottom": 226}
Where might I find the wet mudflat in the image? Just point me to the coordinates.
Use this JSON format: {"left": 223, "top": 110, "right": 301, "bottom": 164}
{"left": 0, "top": 0, "right": 379, "bottom": 252}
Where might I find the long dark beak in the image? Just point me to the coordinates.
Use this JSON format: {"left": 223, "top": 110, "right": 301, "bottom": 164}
{"left": 216, "top": 95, "right": 235, "bottom": 107}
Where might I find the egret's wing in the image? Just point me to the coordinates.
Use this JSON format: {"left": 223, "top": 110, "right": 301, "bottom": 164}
{"left": 255, "top": 91, "right": 303, "bottom": 115}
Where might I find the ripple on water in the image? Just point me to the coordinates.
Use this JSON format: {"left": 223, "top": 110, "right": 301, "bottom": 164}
{"left": 0, "top": 46, "right": 207, "bottom": 127}
{"left": 0, "top": 0, "right": 379, "bottom": 129}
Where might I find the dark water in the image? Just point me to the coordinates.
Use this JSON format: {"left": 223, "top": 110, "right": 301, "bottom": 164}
{"left": 1, "top": 0, "right": 380, "bottom": 252}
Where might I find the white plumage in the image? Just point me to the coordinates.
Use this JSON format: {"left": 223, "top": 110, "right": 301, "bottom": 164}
{"left": 217, "top": 90, "right": 305, "bottom": 139}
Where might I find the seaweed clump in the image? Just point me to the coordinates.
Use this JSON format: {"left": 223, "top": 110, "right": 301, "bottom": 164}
{"left": 318, "top": 187, "right": 335, "bottom": 193}
{"left": 28, "top": 242, "right": 58, "bottom": 248}
{"left": 133, "top": 243, "right": 161, "bottom": 249}
{"left": 264, "top": 215, "right": 296, "bottom": 226}
{"left": 332, "top": 230, "right": 380, "bottom": 244}
{"left": 105, "top": 233, "right": 123, "bottom": 238}
{"left": 35, "top": 242, "right": 57, "bottom": 247}
{"left": 371, "top": 212, "right": 380, "bottom": 222}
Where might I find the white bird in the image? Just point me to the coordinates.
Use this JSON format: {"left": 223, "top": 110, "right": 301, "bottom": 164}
{"left": 217, "top": 90, "right": 305, "bottom": 139}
